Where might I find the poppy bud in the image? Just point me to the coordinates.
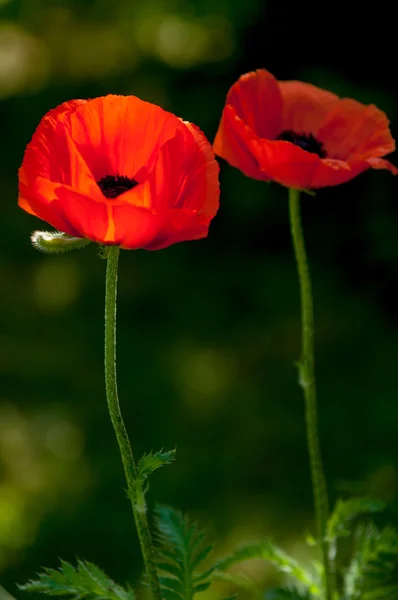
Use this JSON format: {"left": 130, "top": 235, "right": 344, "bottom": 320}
{"left": 31, "top": 230, "right": 91, "bottom": 253}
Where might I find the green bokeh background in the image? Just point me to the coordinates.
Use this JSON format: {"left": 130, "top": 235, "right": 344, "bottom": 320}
{"left": 1, "top": 0, "right": 398, "bottom": 595}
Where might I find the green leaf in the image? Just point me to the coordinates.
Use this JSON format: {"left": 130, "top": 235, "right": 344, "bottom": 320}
{"left": 31, "top": 231, "right": 91, "bottom": 254}
{"left": 326, "top": 497, "right": 385, "bottom": 542}
{"left": 154, "top": 505, "right": 215, "bottom": 600}
{"left": 137, "top": 449, "right": 176, "bottom": 480}
{"left": 344, "top": 524, "right": 398, "bottom": 599}
{"left": 213, "top": 571, "right": 264, "bottom": 599}
{"left": 19, "top": 559, "right": 135, "bottom": 600}
{"left": 215, "top": 541, "right": 315, "bottom": 590}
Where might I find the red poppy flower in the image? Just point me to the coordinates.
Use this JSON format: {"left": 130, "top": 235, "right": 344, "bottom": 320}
{"left": 19, "top": 95, "right": 219, "bottom": 250}
{"left": 213, "top": 69, "right": 397, "bottom": 189}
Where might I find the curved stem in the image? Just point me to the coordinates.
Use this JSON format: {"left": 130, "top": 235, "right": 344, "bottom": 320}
{"left": 104, "top": 246, "right": 161, "bottom": 600}
{"left": 288, "top": 188, "right": 333, "bottom": 600}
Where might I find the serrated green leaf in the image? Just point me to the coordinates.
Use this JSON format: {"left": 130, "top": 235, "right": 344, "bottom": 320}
{"left": 156, "top": 562, "right": 183, "bottom": 579}
{"left": 215, "top": 541, "right": 314, "bottom": 590}
{"left": 137, "top": 450, "right": 176, "bottom": 480}
{"left": 327, "top": 497, "right": 385, "bottom": 542}
{"left": 213, "top": 571, "right": 263, "bottom": 599}
{"left": 159, "top": 590, "right": 180, "bottom": 600}
{"left": 192, "top": 582, "right": 210, "bottom": 594}
{"left": 190, "top": 544, "right": 215, "bottom": 571}
{"left": 19, "top": 559, "right": 135, "bottom": 600}
{"left": 193, "top": 566, "right": 215, "bottom": 585}
{"left": 154, "top": 505, "right": 215, "bottom": 600}
{"left": 344, "top": 524, "right": 398, "bottom": 599}
{"left": 158, "top": 576, "right": 181, "bottom": 594}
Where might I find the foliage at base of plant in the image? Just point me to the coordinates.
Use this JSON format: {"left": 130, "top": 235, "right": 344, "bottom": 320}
{"left": 17, "top": 497, "right": 398, "bottom": 600}
{"left": 19, "top": 560, "right": 135, "bottom": 600}
{"left": 215, "top": 497, "right": 398, "bottom": 600}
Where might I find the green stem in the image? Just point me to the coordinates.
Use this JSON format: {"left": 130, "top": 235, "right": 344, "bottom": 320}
{"left": 104, "top": 246, "right": 161, "bottom": 600}
{"left": 288, "top": 188, "right": 333, "bottom": 600}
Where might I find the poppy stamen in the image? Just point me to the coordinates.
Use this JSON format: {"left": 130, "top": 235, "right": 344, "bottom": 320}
{"left": 97, "top": 175, "right": 139, "bottom": 198}
{"left": 276, "top": 130, "right": 327, "bottom": 158}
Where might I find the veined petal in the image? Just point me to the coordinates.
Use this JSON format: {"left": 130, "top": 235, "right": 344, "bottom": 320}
{"left": 147, "top": 123, "right": 219, "bottom": 215}
{"left": 19, "top": 177, "right": 85, "bottom": 237}
{"left": 278, "top": 80, "right": 339, "bottom": 135}
{"left": 110, "top": 204, "right": 211, "bottom": 250}
{"left": 51, "top": 185, "right": 109, "bottom": 242}
{"left": 318, "top": 99, "right": 396, "bottom": 161}
{"left": 306, "top": 155, "right": 398, "bottom": 188}
{"left": 213, "top": 105, "right": 269, "bottom": 181}
{"left": 21, "top": 100, "right": 85, "bottom": 184}
{"left": 308, "top": 158, "right": 369, "bottom": 188}
{"left": 62, "top": 95, "right": 186, "bottom": 181}
{"left": 226, "top": 69, "right": 283, "bottom": 139}
{"left": 258, "top": 140, "right": 320, "bottom": 189}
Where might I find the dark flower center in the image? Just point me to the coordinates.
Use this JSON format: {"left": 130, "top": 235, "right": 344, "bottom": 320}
{"left": 97, "top": 175, "right": 139, "bottom": 198}
{"left": 276, "top": 130, "right": 327, "bottom": 158}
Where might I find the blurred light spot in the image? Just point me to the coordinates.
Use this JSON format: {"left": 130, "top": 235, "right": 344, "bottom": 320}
{"left": 46, "top": 420, "right": 84, "bottom": 462}
{"left": 136, "top": 13, "right": 234, "bottom": 67}
{"left": 0, "top": 425, "right": 25, "bottom": 452}
{"left": 33, "top": 258, "right": 80, "bottom": 313}
{"left": 0, "top": 404, "right": 90, "bottom": 570}
{"left": 0, "top": 24, "right": 48, "bottom": 98}
{"left": 155, "top": 16, "right": 208, "bottom": 67}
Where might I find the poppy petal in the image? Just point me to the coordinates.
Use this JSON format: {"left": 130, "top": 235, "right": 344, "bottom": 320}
{"left": 180, "top": 122, "right": 220, "bottom": 217}
{"left": 306, "top": 155, "right": 398, "bottom": 188}
{"left": 257, "top": 140, "right": 320, "bottom": 189}
{"left": 308, "top": 158, "right": 369, "bottom": 188}
{"left": 63, "top": 95, "right": 185, "bottom": 181}
{"left": 146, "top": 209, "right": 211, "bottom": 250}
{"left": 213, "top": 105, "right": 269, "bottom": 181}
{"left": 367, "top": 157, "right": 398, "bottom": 174}
{"left": 225, "top": 69, "right": 283, "bottom": 139}
{"left": 318, "top": 99, "right": 396, "bottom": 161}
{"left": 19, "top": 177, "right": 85, "bottom": 236}
{"left": 146, "top": 123, "right": 219, "bottom": 215}
{"left": 19, "top": 133, "right": 101, "bottom": 228}
{"left": 278, "top": 81, "right": 339, "bottom": 134}
{"left": 108, "top": 203, "right": 209, "bottom": 251}
{"left": 21, "top": 100, "right": 86, "bottom": 183}
{"left": 51, "top": 186, "right": 109, "bottom": 242}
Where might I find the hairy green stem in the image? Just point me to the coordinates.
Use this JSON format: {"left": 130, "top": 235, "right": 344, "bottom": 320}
{"left": 104, "top": 246, "right": 161, "bottom": 600}
{"left": 288, "top": 188, "right": 333, "bottom": 600}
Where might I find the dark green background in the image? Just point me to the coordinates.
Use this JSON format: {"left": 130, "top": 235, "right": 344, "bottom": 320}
{"left": 1, "top": 0, "right": 398, "bottom": 595}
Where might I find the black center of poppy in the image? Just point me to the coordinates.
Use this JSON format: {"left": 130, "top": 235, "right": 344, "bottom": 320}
{"left": 276, "top": 130, "right": 327, "bottom": 158}
{"left": 97, "top": 175, "right": 139, "bottom": 198}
